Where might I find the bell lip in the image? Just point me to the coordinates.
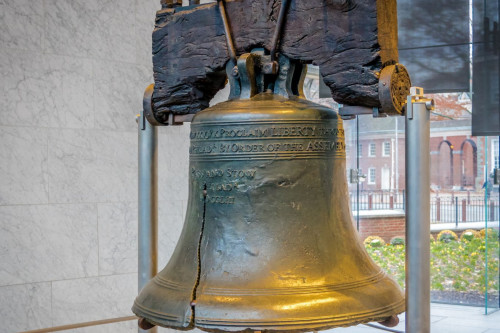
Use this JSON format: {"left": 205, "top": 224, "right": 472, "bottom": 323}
{"left": 194, "top": 299, "right": 405, "bottom": 332}
{"left": 132, "top": 298, "right": 405, "bottom": 333}
{"left": 192, "top": 269, "right": 405, "bottom": 332}
{"left": 132, "top": 300, "right": 193, "bottom": 330}
{"left": 132, "top": 274, "right": 405, "bottom": 333}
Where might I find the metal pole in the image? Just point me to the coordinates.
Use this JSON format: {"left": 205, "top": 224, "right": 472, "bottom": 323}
{"left": 484, "top": 136, "right": 489, "bottom": 314}
{"left": 356, "top": 116, "right": 360, "bottom": 230}
{"left": 138, "top": 85, "right": 158, "bottom": 333}
{"left": 405, "top": 88, "right": 433, "bottom": 333}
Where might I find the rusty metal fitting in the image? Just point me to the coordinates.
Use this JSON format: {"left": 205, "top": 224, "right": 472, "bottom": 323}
{"left": 378, "top": 63, "right": 411, "bottom": 116}
{"left": 378, "top": 315, "right": 400, "bottom": 328}
{"left": 138, "top": 317, "right": 156, "bottom": 330}
{"left": 161, "top": 0, "right": 183, "bottom": 8}
{"left": 262, "top": 61, "right": 279, "bottom": 75}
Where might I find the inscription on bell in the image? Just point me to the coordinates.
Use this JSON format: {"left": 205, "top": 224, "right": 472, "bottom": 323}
{"left": 192, "top": 168, "right": 257, "bottom": 180}
{"left": 206, "top": 195, "right": 235, "bottom": 205}
{"left": 192, "top": 167, "right": 257, "bottom": 205}
{"left": 189, "top": 121, "right": 346, "bottom": 160}
{"left": 190, "top": 126, "right": 344, "bottom": 140}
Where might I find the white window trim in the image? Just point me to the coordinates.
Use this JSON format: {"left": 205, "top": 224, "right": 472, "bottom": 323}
{"left": 492, "top": 139, "right": 499, "bottom": 169}
{"left": 368, "top": 143, "right": 376, "bottom": 157}
{"left": 368, "top": 167, "right": 376, "bottom": 184}
{"left": 382, "top": 141, "right": 391, "bottom": 157}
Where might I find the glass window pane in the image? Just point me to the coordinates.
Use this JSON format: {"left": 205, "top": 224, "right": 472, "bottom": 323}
{"left": 369, "top": 143, "right": 376, "bottom": 157}
{"left": 368, "top": 168, "right": 376, "bottom": 185}
{"left": 383, "top": 142, "right": 391, "bottom": 156}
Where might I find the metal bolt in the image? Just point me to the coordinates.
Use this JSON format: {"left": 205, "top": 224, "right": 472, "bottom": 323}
{"left": 262, "top": 61, "right": 278, "bottom": 75}
{"left": 161, "top": 0, "right": 182, "bottom": 8}
{"left": 231, "top": 66, "right": 239, "bottom": 77}
{"left": 425, "top": 99, "right": 435, "bottom": 110}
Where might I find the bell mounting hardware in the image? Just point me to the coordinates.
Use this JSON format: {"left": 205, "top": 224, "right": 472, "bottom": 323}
{"left": 144, "top": 0, "right": 410, "bottom": 125}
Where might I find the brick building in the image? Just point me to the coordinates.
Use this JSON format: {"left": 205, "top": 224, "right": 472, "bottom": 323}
{"left": 345, "top": 93, "right": 499, "bottom": 194}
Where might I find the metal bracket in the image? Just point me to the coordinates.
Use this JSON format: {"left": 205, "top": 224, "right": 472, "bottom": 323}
{"left": 338, "top": 105, "right": 383, "bottom": 120}
{"left": 349, "top": 169, "right": 366, "bottom": 184}
{"left": 142, "top": 84, "right": 194, "bottom": 125}
{"left": 406, "top": 86, "right": 434, "bottom": 120}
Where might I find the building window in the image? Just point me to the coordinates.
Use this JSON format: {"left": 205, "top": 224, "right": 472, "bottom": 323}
{"left": 358, "top": 143, "right": 362, "bottom": 156}
{"left": 383, "top": 141, "right": 391, "bottom": 156}
{"left": 368, "top": 167, "right": 376, "bottom": 184}
{"left": 369, "top": 143, "right": 376, "bottom": 157}
{"left": 493, "top": 139, "right": 499, "bottom": 169}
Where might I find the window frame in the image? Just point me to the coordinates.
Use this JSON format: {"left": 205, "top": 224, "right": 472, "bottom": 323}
{"left": 492, "top": 139, "right": 499, "bottom": 169}
{"left": 369, "top": 143, "right": 376, "bottom": 157}
{"left": 368, "top": 167, "right": 376, "bottom": 184}
{"left": 383, "top": 141, "right": 391, "bottom": 157}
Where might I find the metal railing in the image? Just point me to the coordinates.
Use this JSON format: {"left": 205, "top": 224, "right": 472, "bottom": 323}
{"left": 350, "top": 190, "right": 500, "bottom": 224}
{"left": 431, "top": 196, "right": 499, "bottom": 224}
{"left": 349, "top": 190, "right": 405, "bottom": 211}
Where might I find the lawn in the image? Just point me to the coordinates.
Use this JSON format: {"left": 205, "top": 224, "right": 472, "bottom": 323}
{"left": 364, "top": 229, "right": 500, "bottom": 297}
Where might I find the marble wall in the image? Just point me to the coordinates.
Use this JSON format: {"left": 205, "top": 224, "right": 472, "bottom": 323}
{"left": 0, "top": 0, "right": 222, "bottom": 332}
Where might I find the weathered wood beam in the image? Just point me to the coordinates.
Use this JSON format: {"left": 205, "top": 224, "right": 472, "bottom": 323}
{"left": 151, "top": 0, "right": 402, "bottom": 120}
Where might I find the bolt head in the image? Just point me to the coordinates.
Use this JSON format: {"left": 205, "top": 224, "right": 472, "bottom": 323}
{"left": 231, "top": 66, "right": 239, "bottom": 77}
{"left": 263, "top": 61, "right": 278, "bottom": 75}
{"left": 161, "top": 0, "right": 182, "bottom": 8}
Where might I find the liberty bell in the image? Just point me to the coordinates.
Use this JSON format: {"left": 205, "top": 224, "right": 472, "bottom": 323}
{"left": 132, "top": 51, "right": 405, "bottom": 332}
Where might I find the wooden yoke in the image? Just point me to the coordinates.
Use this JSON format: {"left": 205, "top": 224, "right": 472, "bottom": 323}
{"left": 150, "top": 0, "right": 410, "bottom": 124}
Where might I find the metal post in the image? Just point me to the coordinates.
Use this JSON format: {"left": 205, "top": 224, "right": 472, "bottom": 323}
{"left": 138, "top": 85, "right": 158, "bottom": 333}
{"left": 403, "top": 189, "right": 406, "bottom": 211}
{"left": 462, "top": 199, "right": 467, "bottom": 222}
{"left": 356, "top": 116, "right": 360, "bottom": 231}
{"left": 405, "top": 88, "right": 433, "bottom": 333}
{"left": 498, "top": 136, "right": 500, "bottom": 310}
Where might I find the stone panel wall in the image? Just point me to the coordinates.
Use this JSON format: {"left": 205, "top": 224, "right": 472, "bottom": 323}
{"left": 0, "top": 1, "right": 213, "bottom": 332}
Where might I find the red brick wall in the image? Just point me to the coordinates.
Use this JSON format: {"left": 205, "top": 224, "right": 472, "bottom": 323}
{"left": 429, "top": 135, "right": 478, "bottom": 190}
{"left": 356, "top": 215, "right": 484, "bottom": 244}
{"left": 356, "top": 215, "right": 406, "bottom": 243}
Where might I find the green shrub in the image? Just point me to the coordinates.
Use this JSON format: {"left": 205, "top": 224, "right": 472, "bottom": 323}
{"left": 437, "top": 230, "right": 458, "bottom": 243}
{"left": 390, "top": 236, "right": 405, "bottom": 246}
{"left": 364, "top": 236, "right": 385, "bottom": 248}
{"left": 479, "top": 228, "right": 499, "bottom": 240}
{"left": 460, "top": 229, "right": 480, "bottom": 242}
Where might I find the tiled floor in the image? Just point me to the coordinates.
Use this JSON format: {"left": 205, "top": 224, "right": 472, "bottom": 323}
{"left": 331, "top": 304, "right": 500, "bottom": 333}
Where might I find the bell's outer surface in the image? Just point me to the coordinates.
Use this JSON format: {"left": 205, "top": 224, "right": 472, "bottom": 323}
{"left": 132, "top": 93, "right": 405, "bottom": 332}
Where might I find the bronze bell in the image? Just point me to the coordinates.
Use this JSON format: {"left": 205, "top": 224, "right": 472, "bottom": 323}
{"left": 132, "top": 51, "right": 405, "bottom": 332}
